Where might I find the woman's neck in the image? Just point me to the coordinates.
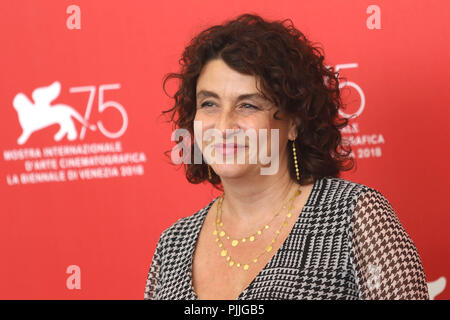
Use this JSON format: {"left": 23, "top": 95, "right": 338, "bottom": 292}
{"left": 219, "top": 168, "right": 300, "bottom": 227}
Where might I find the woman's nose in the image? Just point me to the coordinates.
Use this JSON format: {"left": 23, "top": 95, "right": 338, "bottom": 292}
{"left": 215, "top": 107, "right": 239, "bottom": 135}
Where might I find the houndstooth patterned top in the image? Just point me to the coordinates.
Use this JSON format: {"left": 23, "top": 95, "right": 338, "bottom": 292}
{"left": 144, "top": 177, "right": 429, "bottom": 300}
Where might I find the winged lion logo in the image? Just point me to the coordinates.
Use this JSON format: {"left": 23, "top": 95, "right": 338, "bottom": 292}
{"left": 12, "top": 81, "right": 96, "bottom": 145}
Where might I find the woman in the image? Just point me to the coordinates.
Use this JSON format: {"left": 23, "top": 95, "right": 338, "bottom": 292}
{"left": 144, "top": 13, "right": 429, "bottom": 300}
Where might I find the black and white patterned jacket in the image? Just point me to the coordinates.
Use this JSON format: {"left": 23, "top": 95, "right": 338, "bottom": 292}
{"left": 144, "top": 177, "right": 429, "bottom": 300}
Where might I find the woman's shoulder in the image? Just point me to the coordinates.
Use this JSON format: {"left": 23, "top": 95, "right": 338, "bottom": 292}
{"left": 158, "top": 197, "right": 219, "bottom": 242}
{"left": 310, "top": 177, "right": 395, "bottom": 233}
{"left": 312, "top": 177, "right": 393, "bottom": 216}
{"left": 318, "top": 176, "right": 375, "bottom": 200}
{"left": 316, "top": 176, "right": 391, "bottom": 211}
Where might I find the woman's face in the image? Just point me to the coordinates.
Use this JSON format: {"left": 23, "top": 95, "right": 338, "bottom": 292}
{"left": 194, "top": 58, "right": 298, "bottom": 180}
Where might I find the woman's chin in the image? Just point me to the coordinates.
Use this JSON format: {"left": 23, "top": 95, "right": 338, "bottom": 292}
{"left": 211, "top": 164, "right": 251, "bottom": 179}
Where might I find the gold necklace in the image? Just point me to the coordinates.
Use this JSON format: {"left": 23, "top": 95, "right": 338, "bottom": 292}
{"left": 213, "top": 187, "right": 302, "bottom": 271}
{"left": 214, "top": 189, "right": 298, "bottom": 247}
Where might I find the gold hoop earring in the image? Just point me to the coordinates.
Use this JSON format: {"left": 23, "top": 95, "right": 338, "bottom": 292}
{"left": 208, "top": 165, "right": 212, "bottom": 180}
{"left": 292, "top": 139, "right": 300, "bottom": 181}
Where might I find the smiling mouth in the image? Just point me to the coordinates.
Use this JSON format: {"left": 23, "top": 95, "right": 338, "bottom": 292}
{"left": 213, "top": 143, "right": 247, "bottom": 154}
{"left": 214, "top": 143, "right": 247, "bottom": 148}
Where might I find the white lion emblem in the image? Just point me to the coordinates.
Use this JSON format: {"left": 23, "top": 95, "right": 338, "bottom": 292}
{"left": 12, "top": 81, "right": 96, "bottom": 145}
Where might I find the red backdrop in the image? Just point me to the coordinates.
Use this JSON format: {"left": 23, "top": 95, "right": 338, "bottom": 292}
{"left": 0, "top": 0, "right": 448, "bottom": 299}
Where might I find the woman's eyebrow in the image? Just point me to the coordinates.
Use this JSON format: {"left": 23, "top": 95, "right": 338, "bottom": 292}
{"left": 196, "top": 90, "right": 267, "bottom": 102}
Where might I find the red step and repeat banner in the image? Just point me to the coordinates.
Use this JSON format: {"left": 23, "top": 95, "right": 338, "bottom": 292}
{"left": 0, "top": 0, "right": 449, "bottom": 299}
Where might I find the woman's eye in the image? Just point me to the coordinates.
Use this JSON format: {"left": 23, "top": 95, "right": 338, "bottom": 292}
{"left": 240, "top": 103, "right": 258, "bottom": 110}
{"left": 200, "top": 102, "right": 215, "bottom": 108}
{"left": 199, "top": 102, "right": 259, "bottom": 109}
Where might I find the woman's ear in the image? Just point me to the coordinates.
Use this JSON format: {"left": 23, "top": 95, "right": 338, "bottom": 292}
{"left": 288, "top": 117, "right": 300, "bottom": 140}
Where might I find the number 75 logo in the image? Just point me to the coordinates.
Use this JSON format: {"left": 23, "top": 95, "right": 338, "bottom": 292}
{"left": 12, "top": 81, "right": 128, "bottom": 145}
{"left": 325, "top": 63, "right": 366, "bottom": 119}
{"left": 70, "top": 84, "right": 128, "bottom": 139}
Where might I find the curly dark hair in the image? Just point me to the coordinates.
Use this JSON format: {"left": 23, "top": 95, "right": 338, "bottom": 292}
{"left": 160, "top": 13, "right": 356, "bottom": 192}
